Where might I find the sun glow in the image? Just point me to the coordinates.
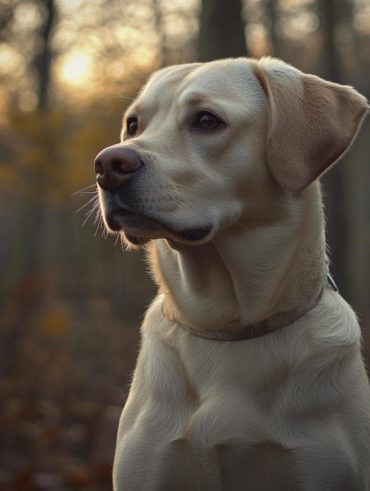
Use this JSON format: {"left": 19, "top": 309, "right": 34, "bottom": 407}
{"left": 59, "top": 52, "right": 93, "bottom": 87}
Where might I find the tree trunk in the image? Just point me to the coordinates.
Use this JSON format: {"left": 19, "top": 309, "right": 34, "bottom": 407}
{"left": 33, "top": 0, "right": 57, "bottom": 111}
{"left": 24, "top": 0, "right": 58, "bottom": 273}
{"left": 266, "top": 0, "right": 282, "bottom": 57}
{"left": 197, "top": 0, "right": 247, "bottom": 61}
{"left": 152, "top": 0, "right": 170, "bottom": 67}
{"left": 318, "top": 0, "right": 353, "bottom": 298}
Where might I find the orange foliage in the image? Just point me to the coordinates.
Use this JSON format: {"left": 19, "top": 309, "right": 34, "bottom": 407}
{"left": 39, "top": 304, "right": 71, "bottom": 336}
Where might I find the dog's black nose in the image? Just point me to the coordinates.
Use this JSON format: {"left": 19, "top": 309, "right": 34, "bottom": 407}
{"left": 94, "top": 146, "right": 142, "bottom": 191}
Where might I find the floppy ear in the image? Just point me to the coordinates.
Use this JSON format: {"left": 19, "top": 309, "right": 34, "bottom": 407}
{"left": 253, "top": 59, "right": 368, "bottom": 192}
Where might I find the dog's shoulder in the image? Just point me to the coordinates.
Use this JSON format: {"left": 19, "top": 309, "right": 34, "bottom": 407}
{"left": 308, "top": 289, "right": 362, "bottom": 350}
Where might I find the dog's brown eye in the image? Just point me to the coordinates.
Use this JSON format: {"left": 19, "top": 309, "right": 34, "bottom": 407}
{"left": 194, "top": 112, "right": 222, "bottom": 130}
{"left": 127, "top": 117, "right": 138, "bottom": 136}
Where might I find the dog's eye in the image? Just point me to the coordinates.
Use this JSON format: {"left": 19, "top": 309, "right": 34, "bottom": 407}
{"left": 127, "top": 117, "right": 138, "bottom": 136}
{"left": 193, "top": 111, "right": 222, "bottom": 130}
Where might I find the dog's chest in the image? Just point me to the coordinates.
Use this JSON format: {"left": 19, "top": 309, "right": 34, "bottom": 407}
{"left": 114, "top": 391, "right": 299, "bottom": 491}
{"left": 113, "top": 329, "right": 301, "bottom": 490}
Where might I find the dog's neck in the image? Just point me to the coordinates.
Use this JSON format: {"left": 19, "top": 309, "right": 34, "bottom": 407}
{"left": 150, "top": 183, "right": 327, "bottom": 334}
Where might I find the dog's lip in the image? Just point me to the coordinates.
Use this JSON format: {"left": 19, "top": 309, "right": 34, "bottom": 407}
{"left": 105, "top": 207, "right": 212, "bottom": 244}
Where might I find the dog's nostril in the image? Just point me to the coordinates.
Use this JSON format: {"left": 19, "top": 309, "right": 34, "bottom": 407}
{"left": 112, "top": 158, "right": 125, "bottom": 174}
{"left": 95, "top": 158, "right": 104, "bottom": 175}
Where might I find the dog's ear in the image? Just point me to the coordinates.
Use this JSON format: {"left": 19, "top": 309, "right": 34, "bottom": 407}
{"left": 253, "top": 59, "right": 368, "bottom": 192}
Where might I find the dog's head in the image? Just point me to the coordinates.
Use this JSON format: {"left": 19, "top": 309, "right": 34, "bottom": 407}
{"left": 95, "top": 58, "right": 368, "bottom": 247}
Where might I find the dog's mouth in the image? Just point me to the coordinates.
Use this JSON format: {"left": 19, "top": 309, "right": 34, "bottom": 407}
{"left": 104, "top": 207, "right": 212, "bottom": 246}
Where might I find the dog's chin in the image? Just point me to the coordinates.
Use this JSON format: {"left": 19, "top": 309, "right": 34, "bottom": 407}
{"left": 104, "top": 209, "right": 213, "bottom": 247}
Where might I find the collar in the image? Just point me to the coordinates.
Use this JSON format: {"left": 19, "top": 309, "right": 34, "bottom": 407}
{"left": 172, "top": 273, "right": 338, "bottom": 342}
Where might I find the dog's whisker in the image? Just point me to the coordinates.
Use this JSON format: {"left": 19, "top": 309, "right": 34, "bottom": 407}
{"left": 84, "top": 203, "right": 98, "bottom": 219}
{"left": 82, "top": 205, "right": 99, "bottom": 227}
{"left": 75, "top": 191, "right": 98, "bottom": 196}
{"left": 93, "top": 207, "right": 102, "bottom": 225}
{"left": 76, "top": 196, "right": 99, "bottom": 213}
{"left": 102, "top": 223, "right": 108, "bottom": 239}
{"left": 82, "top": 210, "right": 98, "bottom": 227}
{"left": 86, "top": 209, "right": 99, "bottom": 224}
{"left": 87, "top": 200, "right": 100, "bottom": 211}
{"left": 94, "top": 211, "right": 104, "bottom": 237}
{"left": 71, "top": 184, "right": 97, "bottom": 196}
{"left": 82, "top": 215, "right": 92, "bottom": 227}
{"left": 103, "top": 220, "right": 109, "bottom": 239}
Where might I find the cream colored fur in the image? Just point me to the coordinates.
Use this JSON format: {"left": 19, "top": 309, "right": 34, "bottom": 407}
{"left": 96, "top": 58, "right": 370, "bottom": 490}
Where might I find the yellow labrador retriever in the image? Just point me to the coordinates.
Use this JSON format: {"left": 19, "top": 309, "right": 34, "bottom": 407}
{"left": 95, "top": 58, "right": 370, "bottom": 490}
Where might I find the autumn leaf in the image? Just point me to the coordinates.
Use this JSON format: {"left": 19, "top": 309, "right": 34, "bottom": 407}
{"left": 39, "top": 305, "right": 71, "bottom": 336}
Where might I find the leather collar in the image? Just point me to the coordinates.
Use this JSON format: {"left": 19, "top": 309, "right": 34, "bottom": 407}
{"left": 173, "top": 274, "right": 338, "bottom": 342}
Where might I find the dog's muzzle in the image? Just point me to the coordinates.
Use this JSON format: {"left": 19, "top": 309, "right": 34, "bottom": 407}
{"left": 94, "top": 145, "right": 213, "bottom": 245}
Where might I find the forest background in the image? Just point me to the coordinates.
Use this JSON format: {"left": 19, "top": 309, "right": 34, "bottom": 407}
{"left": 0, "top": 0, "right": 369, "bottom": 489}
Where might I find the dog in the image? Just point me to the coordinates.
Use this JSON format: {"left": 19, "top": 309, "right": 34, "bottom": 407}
{"left": 95, "top": 57, "right": 370, "bottom": 490}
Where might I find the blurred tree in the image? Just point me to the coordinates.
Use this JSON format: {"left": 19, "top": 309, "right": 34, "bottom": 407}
{"left": 152, "top": 0, "right": 170, "bottom": 66}
{"left": 265, "top": 0, "right": 282, "bottom": 56}
{"left": 197, "top": 0, "right": 247, "bottom": 61}
{"left": 0, "top": 0, "right": 58, "bottom": 111}
{"left": 17, "top": 0, "right": 59, "bottom": 285}
{"left": 317, "top": 0, "right": 343, "bottom": 81}
{"left": 33, "top": 0, "right": 57, "bottom": 110}
{"left": 0, "top": 0, "right": 14, "bottom": 41}
{"left": 318, "top": 0, "right": 353, "bottom": 296}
